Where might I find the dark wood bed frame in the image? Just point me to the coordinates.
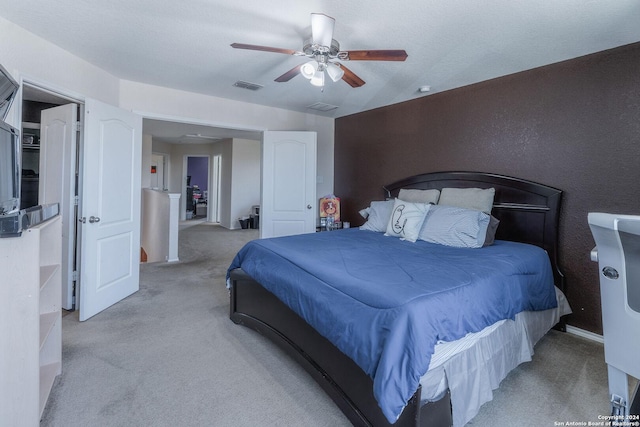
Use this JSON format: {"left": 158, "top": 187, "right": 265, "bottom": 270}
{"left": 229, "top": 171, "right": 565, "bottom": 427}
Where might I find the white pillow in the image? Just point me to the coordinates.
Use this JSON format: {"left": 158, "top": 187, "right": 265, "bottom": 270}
{"left": 438, "top": 187, "right": 495, "bottom": 214}
{"left": 360, "top": 200, "right": 395, "bottom": 232}
{"left": 419, "top": 205, "right": 490, "bottom": 248}
{"left": 384, "top": 199, "right": 430, "bottom": 242}
{"left": 398, "top": 188, "right": 440, "bottom": 204}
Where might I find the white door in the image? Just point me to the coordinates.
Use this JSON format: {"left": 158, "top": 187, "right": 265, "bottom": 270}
{"left": 261, "top": 131, "right": 317, "bottom": 238}
{"left": 78, "top": 99, "right": 142, "bottom": 321}
{"left": 39, "top": 103, "right": 78, "bottom": 310}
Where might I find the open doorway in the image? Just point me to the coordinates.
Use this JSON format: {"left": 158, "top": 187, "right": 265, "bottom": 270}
{"left": 21, "top": 83, "right": 144, "bottom": 320}
{"left": 142, "top": 118, "right": 262, "bottom": 229}
{"left": 21, "top": 83, "right": 83, "bottom": 311}
{"left": 184, "top": 155, "right": 209, "bottom": 221}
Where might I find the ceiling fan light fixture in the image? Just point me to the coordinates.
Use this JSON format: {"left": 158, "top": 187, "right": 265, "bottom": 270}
{"left": 326, "top": 63, "right": 344, "bottom": 82}
{"left": 300, "top": 60, "right": 317, "bottom": 79}
{"left": 232, "top": 13, "right": 408, "bottom": 92}
{"left": 310, "top": 69, "right": 325, "bottom": 87}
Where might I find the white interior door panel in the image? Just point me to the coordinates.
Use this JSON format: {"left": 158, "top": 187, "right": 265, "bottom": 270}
{"left": 39, "top": 103, "right": 77, "bottom": 310}
{"left": 261, "top": 131, "right": 317, "bottom": 238}
{"left": 79, "top": 99, "right": 141, "bottom": 321}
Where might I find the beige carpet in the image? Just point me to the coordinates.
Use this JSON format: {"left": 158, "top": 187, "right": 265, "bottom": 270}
{"left": 41, "top": 223, "right": 614, "bottom": 426}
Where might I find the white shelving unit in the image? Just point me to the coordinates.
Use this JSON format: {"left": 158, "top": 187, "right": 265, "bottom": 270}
{"left": 0, "top": 215, "right": 62, "bottom": 425}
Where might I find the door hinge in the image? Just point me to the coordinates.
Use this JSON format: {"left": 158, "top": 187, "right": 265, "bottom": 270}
{"left": 75, "top": 121, "right": 82, "bottom": 132}
{"left": 72, "top": 270, "right": 78, "bottom": 281}
{"left": 74, "top": 195, "right": 79, "bottom": 206}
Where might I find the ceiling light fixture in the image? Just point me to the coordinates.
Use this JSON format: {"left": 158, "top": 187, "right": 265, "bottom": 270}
{"left": 300, "top": 60, "right": 318, "bottom": 79}
{"left": 310, "top": 64, "right": 326, "bottom": 87}
{"left": 326, "top": 63, "right": 344, "bottom": 82}
{"left": 301, "top": 59, "right": 344, "bottom": 88}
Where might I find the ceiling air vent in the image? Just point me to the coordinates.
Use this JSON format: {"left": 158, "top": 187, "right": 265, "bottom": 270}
{"left": 233, "top": 81, "right": 263, "bottom": 91}
{"left": 307, "top": 102, "right": 339, "bottom": 112}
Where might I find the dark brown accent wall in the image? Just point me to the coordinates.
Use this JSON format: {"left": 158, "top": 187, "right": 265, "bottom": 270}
{"left": 334, "top": 42, "right": 640, "bottom": 335}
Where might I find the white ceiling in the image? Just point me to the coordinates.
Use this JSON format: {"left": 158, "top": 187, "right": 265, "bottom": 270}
{"left": 3, "top": 0, "right": 640, "bottom": 126}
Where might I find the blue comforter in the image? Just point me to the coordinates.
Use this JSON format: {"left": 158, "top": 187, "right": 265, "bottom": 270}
{"left": 226, "top": 228, "right": 557, "bottom": 422}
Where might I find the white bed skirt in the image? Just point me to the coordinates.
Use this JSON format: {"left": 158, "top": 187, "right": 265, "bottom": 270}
{"left": 419, "top": 287, "right": 572, "bottom": 427}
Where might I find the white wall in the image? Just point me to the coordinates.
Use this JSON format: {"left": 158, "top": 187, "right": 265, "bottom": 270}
{"left": 141, "top": 189, "right": 172, "bottom": 263}
{"left": 0, "top": 16, "right": 120, "bottom": 128}
{"left": 0, "top": 14, "right": 335, "bottom": 219}
{"left": 141, "top": 134, "right": 153, "bottom": 189}
{"left": 230, "top": 139, "right": 260, "bottom": 229}
{"left": 119, "top": 81, "right": 334, "bottom": 198}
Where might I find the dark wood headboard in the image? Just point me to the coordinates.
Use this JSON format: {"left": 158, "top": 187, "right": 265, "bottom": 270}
{"left": 385, "top": 171, "right": 565, "bottom": 295}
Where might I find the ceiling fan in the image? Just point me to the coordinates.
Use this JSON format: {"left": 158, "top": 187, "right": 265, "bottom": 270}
{"left": 231, "top": 13, "right": 408, "bottom": 88}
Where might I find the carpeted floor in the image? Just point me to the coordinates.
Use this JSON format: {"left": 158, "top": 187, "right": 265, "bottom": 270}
{"left": 41, "top": 223, "right": 615, "bottom": 426}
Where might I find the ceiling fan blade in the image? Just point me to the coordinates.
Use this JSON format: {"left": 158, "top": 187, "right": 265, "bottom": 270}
{"left": 311, "top": 13, "right": 335, "bottom": 46}
{"left": 339, "top": 64, "right": 365, "bottom": 88}
{"left": 275, "top": 64, "right": 302, "bottom": 82}
{"left": 230, "top": 43, "right": 299, "bottom": 56}
{"left": 340, "top": 50, "right": 408, "bottom": 61}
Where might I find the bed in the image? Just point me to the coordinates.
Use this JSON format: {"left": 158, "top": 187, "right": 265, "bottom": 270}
{"left": 226, "top": 171, "right": 570, "bottom": 427}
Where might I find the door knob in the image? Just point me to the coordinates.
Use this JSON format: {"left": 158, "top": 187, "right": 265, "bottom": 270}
{"left": 307, "top": 205, "right": 312, "bottom": 209}
{"left": 89, "top": 216, "right": 101, "bottom": 223}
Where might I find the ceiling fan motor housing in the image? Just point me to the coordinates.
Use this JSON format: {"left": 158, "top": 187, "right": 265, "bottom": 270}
{"left": 303, "top": 38, "right": 340, "bottom": 57}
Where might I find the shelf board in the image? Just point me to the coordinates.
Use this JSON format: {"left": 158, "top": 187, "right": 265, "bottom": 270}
{"left": 22, "top": 122, "right": 41, "bottom": 129}
{"left": 39, "top": 361, "right": 60, "bottom": 417}
{"left": 40, "top": 264, "right": 60, "bottom": 291}
{"left": 39, "top": 311, "right": 58, "bottom": 349}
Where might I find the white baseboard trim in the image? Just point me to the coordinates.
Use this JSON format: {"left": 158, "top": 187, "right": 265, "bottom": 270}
{"left": 566, "top": 325, "right": 604, "bottom": 344}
